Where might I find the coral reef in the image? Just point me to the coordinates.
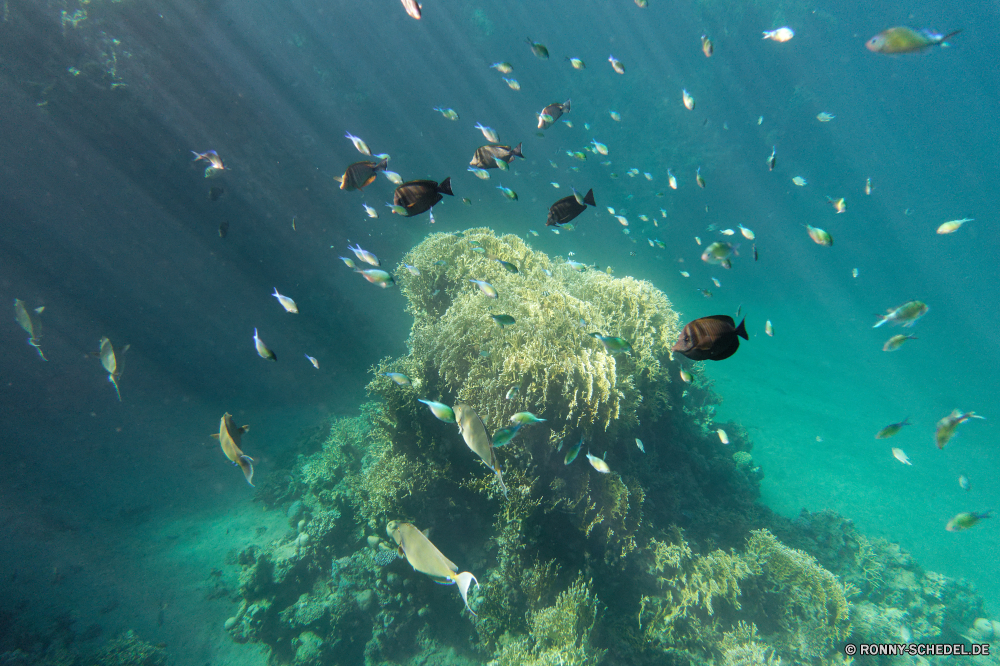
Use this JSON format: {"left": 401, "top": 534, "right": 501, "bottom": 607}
{"left": 87, "top": 631, "right": 166, "bottom": 666}
{"left": 487, "top": 577, "right": 604, "bottom": 666}
{"left": 639, "top": 526, "right": 757, "bottom": 652}
{"left": 220, "top": 229, "right": 1000, "bottom": 666}
{"left": 383, "top": 227, "right": 680, "bottom": 442}
{"left": 744, "top": 529, "right": 851, "bottom": 662}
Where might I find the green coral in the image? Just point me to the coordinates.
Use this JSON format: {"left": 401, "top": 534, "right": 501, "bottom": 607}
{"left": 640, "top": 527, "right": 757, "bottom": 648}
{"left": 88, "top": 631, "right": 166, "bottom": 666}
{"left": 745, "top": 529, "right": 851, "bottom": 660}
{"left": 719, "top": 622, "right": 782, "bottom": 666}
{"left": 385, "top": 227, "right": 679, "bottom": 441}
{"left": 300, "top": 402, "right": 444, "bottom": 529}
{"left": 488, "top": 577, "right": 605, "bottom": 666}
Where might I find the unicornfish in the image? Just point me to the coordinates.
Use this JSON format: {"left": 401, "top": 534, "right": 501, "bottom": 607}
{"left": 96, "top": 336, "right": 129, "bottom": 401}
{"left": 211, "top": 412, "right": 255, "bottom": 486}
{"left": 386, "top": 520, "right": 479, "bottom": 615}
{"left": 453, "top": 403, "right": 508, "bottom": 498}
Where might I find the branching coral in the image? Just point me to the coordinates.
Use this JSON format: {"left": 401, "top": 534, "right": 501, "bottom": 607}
{"left": 745, "top": 529, "right": 851, "bottom": 660}
{"left": 382, "top": 227, "right": 679, "bottom": 443}
{"left": 639, "top": 527, "right": 757, "bottom": 648}
{"left": 719, "top": 622, "right": 782, "bottom": 666}
{"left": 487, "top": 577, "right": 605, "bottom": 666}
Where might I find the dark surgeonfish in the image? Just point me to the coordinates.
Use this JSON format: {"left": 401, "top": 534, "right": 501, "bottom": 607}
{"left": 393, "top": 178, "right": 453, "bottom": 216}
{"left": 337, "top": 158, "right": 388, "bottom": 191}
{"left": 537, "top": 100, "right": 571, "bottom": 129}
{"left": 547, "top": 188, "right": 595, "bottom": 226}
{"left": 673, "top": 315, "right": 748, "bottom": 361}
{"left": 469, "top": 143, "right": 523, "bottom": 170}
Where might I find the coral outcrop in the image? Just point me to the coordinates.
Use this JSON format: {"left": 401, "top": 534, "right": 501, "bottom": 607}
{"left": 219, "top": 229, "right": 1000, "bottom": 666}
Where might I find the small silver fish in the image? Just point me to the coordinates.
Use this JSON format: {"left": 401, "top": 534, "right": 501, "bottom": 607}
{"left": 254, "top": 328, "right": 276, "bottom": 361}
{"left": 272, "top": 288, "right": 299, "bottom": 313}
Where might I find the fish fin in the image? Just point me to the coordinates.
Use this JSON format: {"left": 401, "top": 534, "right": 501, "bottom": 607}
{"left": 511, "top": 142, "right": 523, "bottom": 158}
{"left": 562, "top": 99, "right": 571, "bottom": 112}
{"left": 397, "top": 546, "right": 405, "bottom": 558}
{"left": 210, "top": 433, "right": 220, "bottom": 438}
{"left": 437, "top": 177, "right": 454, "bottom": 196}
{"left": 238, "top": 455, "right": 254, "bottom": 486}
{"left": 583, "top": 188, "right": 596, "bottom": 207}
{"left": 735, "top": 317, "right": 748, "bottom": 341}
{"left": 334, "top": 176, "right": 344, "bottom": 183}
{"left": 375, "top": 158, "right": 389, "bottom": 171}
{"left": 421, "top": 528, "right": 432, "bottom": 538}
{"left": 454, "top": 571, "right": 479, "bottom": 615}
{"left": 240, "top": 425, "right": 250, "bottom": 434}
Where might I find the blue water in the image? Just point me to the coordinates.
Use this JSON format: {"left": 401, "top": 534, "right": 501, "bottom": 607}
{"left": 1, "top": 0, "right": 998, "bottom": 663}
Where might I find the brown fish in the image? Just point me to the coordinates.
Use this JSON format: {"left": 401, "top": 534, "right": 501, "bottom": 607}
{"left": 469, "top": 143, "right": 523, "bottom": 170}
{"left": 537, "top": 100, "right": 571, "bottom": 129}
{"left": 547, "top": 188, "right": 595, "bottom": 226}
{"left": 210, "top": 412, "right": 254, "bottom": 486}
{"left": 393, "top": 178, "right": 453, "bottom": 217}
{"left": 673, "top": 315, "right": 748, "bottom": 361}
{"left": 386, "top": 521, "right": 479, "bottom": 614}
{"left": 337, "top": 158, "right": 388, "bottom": 191}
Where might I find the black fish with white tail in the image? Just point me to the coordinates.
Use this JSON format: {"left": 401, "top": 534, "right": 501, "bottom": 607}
{"left": 393, "top": 178, "right": 453, "bottom": 217}
{"left": 673, "top": 315, "right": 748, "bottom": 361}
{"left": 547, "top": 188, "right": 595, "bottom": 226}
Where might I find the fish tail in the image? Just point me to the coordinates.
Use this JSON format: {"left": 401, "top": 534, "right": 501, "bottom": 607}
{"left": 239, "top": 455, "right": 255, "bottom": 486}
{"left": 454, "top": 571, "right": 479, "bottom": 615}
{"left": 109, "top": 375, "right": 122, "bottom": 401}
{"left": 563, "top": 99, "right": 571, "bottom": 112}
{"left": 583, "top": 188, "right": 596, "bottom": 207}
{"left": 511, "top": 142, "right": 523, "bottom": 159}
{"left": 374, "top": 158, "right": 389, "bottom": 172}
{"left": 735, "top": 317, "right": 748, "bottom": 341}
{"left": 872, "top": 316, "right": 887, "bottom": 328}
{"left": 438, "top": 177, "right": 454, "bottom": 196}
{"left": 939, "top": 29, "right": 962, "bottom": 44}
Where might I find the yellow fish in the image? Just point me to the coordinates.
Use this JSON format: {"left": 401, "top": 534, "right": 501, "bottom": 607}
{"left": 386, "top": 521, "right": 479, "bottom": 614}
{"left": 211, "top": 412, "right": 254, "bottom": 485}
{"left": 936, "top": 217, "right": 972, "bottom": 234}
{"left": 453, "top": 404, "right": 507, "bottom": 497}
{"left": 96, "top": 337, "right": 129, "bottom": 401}
{"left": 866, "top": 27, "right": 961, "bottom": 54}
{"left": 14, "top": 299, "right": 47, "bottom": 360}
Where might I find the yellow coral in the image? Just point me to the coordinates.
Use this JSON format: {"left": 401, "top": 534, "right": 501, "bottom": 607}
{"left": 487, "top": 577, "right": 605, "bottom": 666}
{"left": 745, "top": 529, "right": 852, "bottom": 658}
{"left": 384, "top": 228, "right": 679, "bottom": 441}
{"left": 640, "top": 528, "right": 757, "bottom": 646}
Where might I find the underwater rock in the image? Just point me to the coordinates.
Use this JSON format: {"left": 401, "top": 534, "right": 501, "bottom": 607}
{"left": 291, "top": 630, "right": 324, "bottom": 666}
{"left": 287, "top": 500, "right": 305, "bottom": 527}
{"left": 354, "top": 589, "right": 377, "bottom": 613}
{"left": 89, "top": 630, "right": 167, "bottom": 666}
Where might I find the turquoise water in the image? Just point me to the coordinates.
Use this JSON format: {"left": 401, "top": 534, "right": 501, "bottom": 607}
{"left": 1, "top": 0, "right": 997, "bottom": 663}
